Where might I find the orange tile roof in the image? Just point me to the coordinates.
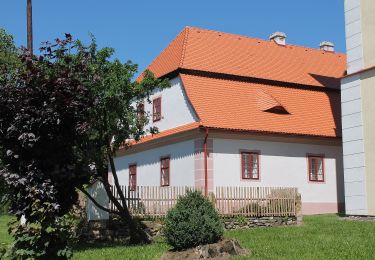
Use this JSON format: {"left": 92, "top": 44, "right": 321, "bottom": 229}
{"left": 145, "top": 27, "right": 346, "bottom": 88}
{"left": 132, "top": 27, "right": 344, "bottom": 143}
{"left": 180, "top": 74, "right": 341, "bottom": 138}
{"left": 126, "top": 122, "right": 201, "bottom": 147}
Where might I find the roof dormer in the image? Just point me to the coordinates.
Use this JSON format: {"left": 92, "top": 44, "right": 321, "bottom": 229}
{"left": 256, "top": 90, "right": 289, "bottom": 114}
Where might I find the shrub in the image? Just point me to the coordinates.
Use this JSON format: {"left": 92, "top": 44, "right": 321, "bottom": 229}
{"left": 0, "top": 243, "right": 6, "bottom": 259}
{"left": 164, "top": 190, "right": 223, "bottom": 250}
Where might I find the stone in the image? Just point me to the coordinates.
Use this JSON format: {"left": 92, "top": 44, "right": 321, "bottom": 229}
{"left": 160, "top": 239, "right": 250, "bottom": 260}
{"left": 91, "top": 230, "right": 100, "bottom": 236}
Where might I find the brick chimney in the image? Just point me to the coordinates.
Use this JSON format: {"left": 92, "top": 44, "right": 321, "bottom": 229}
{"left": 269, "top": 32, "right": 286, "bottom": 46}
{"left": 320, "top": 41, "right": 335, "bottom": 52}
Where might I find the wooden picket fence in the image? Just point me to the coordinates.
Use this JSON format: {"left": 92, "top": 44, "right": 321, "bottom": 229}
{"left": 110, "top": 185, "right": 203, "bottom": 218}
{"left": 215, "top": 186, "right": 297, "bottom": 217}
{"left": 109, "top": 186, "right": 297, "bottom": 218}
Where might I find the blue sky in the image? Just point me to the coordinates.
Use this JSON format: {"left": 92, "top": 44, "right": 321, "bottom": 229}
{"left": 1, "top": 1, "right": 345, "bottom": 74}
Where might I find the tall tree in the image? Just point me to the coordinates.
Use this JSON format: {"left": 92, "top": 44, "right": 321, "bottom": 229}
{"left": 0, "top": 33, "right": 170, "bottom": 258}
{"left": 77, "top": 39, "right": 170, "bottom": 243}
{"left": 0, "top": 28, "right": 20, "bottom": 213}
{"left": 0, "top": 35, "right": 94, "bottom": 259}
{"left": 0, "top": 27, "right": 21, "bottom": 85}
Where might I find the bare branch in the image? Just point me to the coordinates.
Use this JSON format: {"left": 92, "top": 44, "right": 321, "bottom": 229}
{"left": 108, "top": 150, "right": 132, "bottom": 218}
{"left": 98, "top": 168, "right": 126, "bottom": 212}
{"left": 78, "top": 187, "right": 118, "bottom": 215}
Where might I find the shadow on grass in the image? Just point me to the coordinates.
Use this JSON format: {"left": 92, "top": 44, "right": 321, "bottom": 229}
{"left": 74, "top": 241, "right": 127, "bottom": 252}
{"left": 73, "top": 237, "right": 166, "bottom": 252}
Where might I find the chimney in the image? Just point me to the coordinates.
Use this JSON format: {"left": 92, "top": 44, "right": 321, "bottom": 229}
{"left": 269, "top": 32, "right": 286, "bottom": 46}
{"left": 320, "top": 41, "right": 335, "bottom": 52}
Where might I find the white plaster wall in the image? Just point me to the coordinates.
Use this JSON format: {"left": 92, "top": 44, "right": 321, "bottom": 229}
{"left": 212, "top": 138, "right": 344, "bottom": 206}
{"left": 344, "top": 0, "right": 364, "bottom": 74}
{"left": 341, "top": 75, "right": 368, "bottom": 215}
{"left": 87, "top": 182, "right": 109, "bottom": 221}
{"left": 142, "top": 76, "right": 198, "bottom": 132}
{"left": 114, "top": 140, "right": 195, "bottom": 187}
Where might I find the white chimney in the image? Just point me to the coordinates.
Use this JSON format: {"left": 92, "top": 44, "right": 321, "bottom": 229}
{"left": 269, "top": 32, "right": 287, "bottom": 46}
{"left": 320, "top": 41, "right": 335, "bottom": 52}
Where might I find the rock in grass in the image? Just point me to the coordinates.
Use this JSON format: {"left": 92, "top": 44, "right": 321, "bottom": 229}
{"left": 160, "top": 239, "right": 250, "bottom": 259}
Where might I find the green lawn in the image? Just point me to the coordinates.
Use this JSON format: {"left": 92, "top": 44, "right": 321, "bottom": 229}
{"left": 73, "top": 240, "right": 170, "bottom": 260}
{"left": 226, "top": 215, "right": 375, "bottom": 259}
{"left": 1, "top": 214, "right": 375, "bottom": 259}
{"left": 0, "top": 215, "right": 13, "bottom": 245}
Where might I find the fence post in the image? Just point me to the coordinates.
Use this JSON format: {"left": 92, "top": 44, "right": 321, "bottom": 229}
{"left": 208, "top": 191, "right": 216, "bottom": 206}
{"left": 295, "top": 191, "right": 303, "bottom": 225}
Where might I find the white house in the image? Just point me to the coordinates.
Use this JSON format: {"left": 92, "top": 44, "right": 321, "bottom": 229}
{"left": 112, "top": 27, "right": 347, "bottom": 215}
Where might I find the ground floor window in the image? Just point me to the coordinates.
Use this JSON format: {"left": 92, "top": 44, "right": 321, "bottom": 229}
{"left": 241, "top": 152, "right": 259, "bottom": 180}
{"left": 160, "top": 157, "right": 170, "bottom": 186}
{"left": 129, "top": 164, "right": 137, "bottom": 190}
{"left": 308, "top": 155, "right": 324, "bottom": 182}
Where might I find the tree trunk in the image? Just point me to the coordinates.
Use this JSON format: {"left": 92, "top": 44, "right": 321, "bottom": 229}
{"left": 107, "top": 153, "right": 150, "bottom": 244}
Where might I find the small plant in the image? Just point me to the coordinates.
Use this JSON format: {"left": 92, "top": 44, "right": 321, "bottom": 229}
{"left": 0, "top": 243, "right": 7, "bottom": 259}
{"left": 164, "top": 190, "right": 224, "bottom": 250}
{"left": 129, "top": 201, "right": 146, "bottom": 215}
{"left": 235, "top": 215, "right": 247, "bottom": 225}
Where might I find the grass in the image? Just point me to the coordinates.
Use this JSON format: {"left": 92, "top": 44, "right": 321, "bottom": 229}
{"left": 1, "top": 214, "right": 375, "bottom": 259}
{"left": 0, "top": 215, "right": 13, "bottom": 245}
{"left": 226, "top": 214, "right": 375, "bottom": 259}
{"left": 73, "top": 239, "right": 170, "bottom": 260}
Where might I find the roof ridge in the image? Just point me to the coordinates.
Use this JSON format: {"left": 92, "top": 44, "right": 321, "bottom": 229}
{"left": 179, "top": 27, "right": 190, "bottom": 67}
{"left": 186, "top": 26, "right": 345, "bottom": 56}
{"left": 142, "top": 26, "right": 346, "bottom": 87}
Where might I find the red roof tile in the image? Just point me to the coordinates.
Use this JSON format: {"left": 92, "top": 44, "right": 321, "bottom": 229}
{"left": 132, "top": 27, "right": 344, "bottom": 143}
{"left": 127, "top": 122, "right": 201, "bottom": 147}
{"left": 180, "top": 74, "right": 341, "bottom": 138}
{"left": 144, "top": 27, "right": 346, "bottom": 88}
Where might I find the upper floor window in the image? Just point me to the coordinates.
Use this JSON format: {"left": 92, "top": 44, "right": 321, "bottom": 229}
{"left": 308, "top": 155, "right": 324, "bottom": 182}
{"left": 129, "top": 164, "right": 137, "bottom": 191}
{"left": 153, "top": 97, "right": 161, "bottom": 122}
{"left": 241, "top": 152, "right": 259, "bottom": 180}
{"left": 160, "top": 157, "right": 170, "bottom": 186}
{"left": 137, "top": 103, "right": 144, "bottom": 121}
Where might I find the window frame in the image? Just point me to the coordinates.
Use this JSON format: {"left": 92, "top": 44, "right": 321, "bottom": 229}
{"left": 241, "top": 151, "right": 260, "bottom": 180}
{"left": 129, "top": 164, "right": 137, "bottom": 191}
{"left": 160, "top": 157, "right": 170, "bottom": 187}
{"left": 152, "top": 97, "right": 162, "bottom": 122}
{"left": 137, "top": 102, "right": 145, "bottom": 121}
{"left": 307, "top": 154, "right": 325, "bottom": 183}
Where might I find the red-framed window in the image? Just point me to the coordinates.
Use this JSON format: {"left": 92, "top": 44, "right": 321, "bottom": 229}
{"left": 129, "top": 164, "right": 137, "bottom": 191}
{"left": 152, "top": 97, "right": 161, "bottom": 122}
{"left": 137, "top": 103, "right": 144, "bottom": 121}
{"left": 308, "top": 155, "right": 324, "bottom": 182}
{"left": 160, "top": 157, "right": 170, "bottom": 186}
{"left": 241, "top": 152, "right": 259, "bottom": 180}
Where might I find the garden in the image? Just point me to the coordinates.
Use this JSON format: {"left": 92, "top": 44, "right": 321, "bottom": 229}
{"left": 2, "top": 213, "right": 375, "bottom": 259}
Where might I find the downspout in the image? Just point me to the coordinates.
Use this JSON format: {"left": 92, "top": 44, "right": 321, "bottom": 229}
{"left": 204, "top": 127, "right": 209, "bottom": 197}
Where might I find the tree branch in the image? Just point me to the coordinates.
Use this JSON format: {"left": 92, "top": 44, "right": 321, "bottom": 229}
{"left": 108, "top": 150, "right": 132, "bottom": 218}
{"left": 78, "top": 186, "right": 118, "bottom": 215}
{"left": 98, "top": 167, "right": 125, "bottom": 212}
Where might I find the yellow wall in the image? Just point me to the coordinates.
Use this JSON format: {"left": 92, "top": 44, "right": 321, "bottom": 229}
{"left": 361, "top": 68, "right": 375, "bottom": 215}
{"left": 361, "top": 0, "right": 375, "bottom": 68}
